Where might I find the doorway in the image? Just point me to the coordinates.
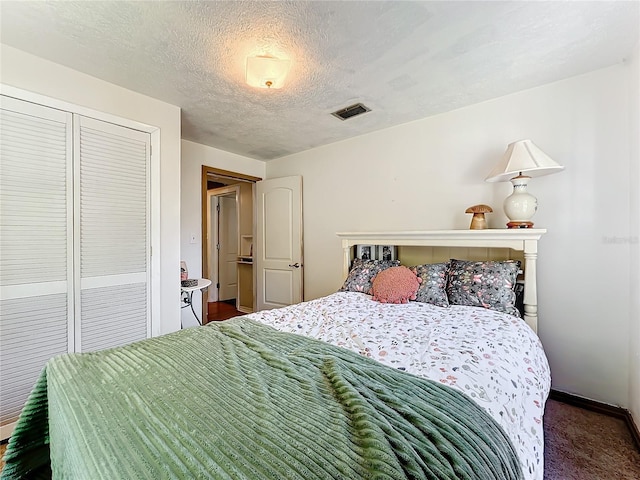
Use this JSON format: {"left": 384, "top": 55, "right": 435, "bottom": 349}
{"left": 208, "top": 186, "right": 239, "bottom": 304}
{"left": 201, "top": 166, "right": 261, "bottom": 323}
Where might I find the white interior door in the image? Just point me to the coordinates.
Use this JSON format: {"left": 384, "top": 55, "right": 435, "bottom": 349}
{"left": 75, "top": 115, "right": 150, "bottom": 352}
{"left": 0, "top": 97, "right": 153, "bottom": 439}
{"left": 256, "top": 176, "right": 303, "bottom": 311}
{"left": 0, "top": 96, "right": 73, "bottom": 438}
{"left": 207, "top": 186, "right": 239, "bottom": 304}
{"left": 218, "top": 194, "right": 238, "bottom": 301}
{"left": 207, "top": 192, "right": 218, "bottom": 302}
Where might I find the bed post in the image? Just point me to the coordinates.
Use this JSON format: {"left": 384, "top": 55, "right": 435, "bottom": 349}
{"left": 523, "top": 239, "right": 539, "bottom": 334}
{"left": 342, "top": 240, "right": 351, "bottom": 279}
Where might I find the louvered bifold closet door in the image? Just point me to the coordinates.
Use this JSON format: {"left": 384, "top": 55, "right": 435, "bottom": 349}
{"left": 0, "top": 96, "right": 73, "bottom": 434}
{"left": 75, "top": 116, "right": 150, "bottom": 352}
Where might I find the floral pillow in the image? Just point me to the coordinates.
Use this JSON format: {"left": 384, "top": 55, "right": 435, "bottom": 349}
{"left": 371, "top": 266, "right": 422, "bottom": 304}
{"left": 339, "top": 258, "right": 400, "bottom": 294}
{"left": 410, "top": 262, "right": 450, "bottom": 307}
{"left": 446, "top": 259, "right": 521, "bottom": 317}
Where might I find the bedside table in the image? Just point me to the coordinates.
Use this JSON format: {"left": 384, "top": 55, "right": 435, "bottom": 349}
{"left": 181, "top": 278, "right": 211, "bottom": 326}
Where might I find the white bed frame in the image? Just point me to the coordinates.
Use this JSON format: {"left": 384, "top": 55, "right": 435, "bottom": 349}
{"left": 336, "top": 230, "right": 546, "bottom": 333}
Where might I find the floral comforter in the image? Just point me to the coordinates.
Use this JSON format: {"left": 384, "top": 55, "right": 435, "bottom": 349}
{"left": 246, "top": 292, "right": 551, "bottom": 480}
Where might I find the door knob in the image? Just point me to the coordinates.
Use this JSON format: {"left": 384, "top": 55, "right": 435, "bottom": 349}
{"left": 288, "top": 263, "right": 300, "bottom": 268}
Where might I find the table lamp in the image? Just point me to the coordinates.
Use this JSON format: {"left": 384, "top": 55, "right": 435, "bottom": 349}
{"left": 485, "top": 139, "right": 564, "bottom": 228}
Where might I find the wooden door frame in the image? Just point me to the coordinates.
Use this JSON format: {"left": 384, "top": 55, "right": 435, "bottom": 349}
{"left": 201, "top": 166, "right": 261, "bottom": 323}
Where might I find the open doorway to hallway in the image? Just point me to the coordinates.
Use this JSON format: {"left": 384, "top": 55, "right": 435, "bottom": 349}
{"left": 201, "top": 166, "right": 261, "bottom": 323}
{"left": 208, "top": 186, "right": 239, "bottom": 305}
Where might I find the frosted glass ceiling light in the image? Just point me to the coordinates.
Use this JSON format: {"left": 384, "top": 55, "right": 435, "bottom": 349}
{"left": 245, "top": 55, "right": 291, "bottom": 89}
{"left": 485, "top": 139, "right": 564, "bottom": 228}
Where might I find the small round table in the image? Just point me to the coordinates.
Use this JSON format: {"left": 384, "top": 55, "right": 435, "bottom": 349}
{"left": 181, "top": 278, "right": 212, "bottom": 326}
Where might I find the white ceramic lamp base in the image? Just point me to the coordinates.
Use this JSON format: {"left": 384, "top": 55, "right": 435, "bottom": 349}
{"left": 504, "top": 175, "right": 537, "bottom": 228}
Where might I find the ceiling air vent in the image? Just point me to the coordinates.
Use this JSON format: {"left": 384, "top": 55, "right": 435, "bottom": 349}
{"left": 331, "top": 103, "right": 371, "bottom": 121}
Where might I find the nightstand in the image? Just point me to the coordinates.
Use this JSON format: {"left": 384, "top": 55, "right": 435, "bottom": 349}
{"left": 181, "top": 278, "right": 212, "bottom": 326}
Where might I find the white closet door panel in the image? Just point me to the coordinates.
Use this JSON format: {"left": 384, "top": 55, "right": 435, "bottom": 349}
{"left": 0, "top": 293, "right": 68, "bottom": 424}
{"left": 1, "top": 281, "right": 68, "bottom": 300}
{"left": 77, "top": 117, "right": 149, "bottom": 279}
{"left": 0, "top": 97, "right": 72, "bottom": 289}
{"left": 81, "top": 273, "right": 147, "bottom": 290}
{"left": 80, "top": 284, "right": 147, "bottom": 352}
{"left": 0, "top": 96, "right": 72, "bottom": 432}
{"left": 76, "top": 116, "right": 150, "bottom": 352}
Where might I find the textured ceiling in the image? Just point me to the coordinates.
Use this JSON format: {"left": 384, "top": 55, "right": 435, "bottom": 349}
{"left": 1, "top": 1, "right": 638, "bottom": 161}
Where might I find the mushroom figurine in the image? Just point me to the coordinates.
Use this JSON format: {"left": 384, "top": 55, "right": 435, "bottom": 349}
{"left": 465, "top": 204, "right": 493, "bottom": 230}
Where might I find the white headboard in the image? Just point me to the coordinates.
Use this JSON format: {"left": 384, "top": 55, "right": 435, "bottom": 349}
{"left": 336, "top": 230, "right": 546, "bottom": 333}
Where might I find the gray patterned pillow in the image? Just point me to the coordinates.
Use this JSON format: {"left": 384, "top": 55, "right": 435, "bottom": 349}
{"left": 446, "top": 259, "right": 521, "bottom": 317}
{"left": 410, "top": 263, "right": 450, "bottom": 307}
{"left": 339, "top": 259, "right": 400, "bottom": 294}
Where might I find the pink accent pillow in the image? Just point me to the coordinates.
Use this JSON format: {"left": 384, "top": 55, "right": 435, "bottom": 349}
{"left": 371, "top": 266, "right": 422, "bottom": 304}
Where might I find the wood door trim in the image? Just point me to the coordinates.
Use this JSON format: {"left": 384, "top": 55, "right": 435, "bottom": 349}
{"left": 203, "top": 166, "right": 261, "bottom": 183}
{"left": 201, "top": 166, "right": 261, "bottom": 323}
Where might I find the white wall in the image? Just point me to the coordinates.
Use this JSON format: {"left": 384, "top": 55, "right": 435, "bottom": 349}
{"left": 628, "top": 41, "right": 640, "bottom": 426}
{"left": 267, "top": 64, "right": 634, "bottom": 408}
{"left": 0, "top": 45, "right": 182, "bottom": 335}
{"left": 180, "top": 140, "right": 266, "bottom": 327}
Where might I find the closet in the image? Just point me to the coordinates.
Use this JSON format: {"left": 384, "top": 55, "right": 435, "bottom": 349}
{"left": 0, "top": 96, "right": 151, "bottom": 437}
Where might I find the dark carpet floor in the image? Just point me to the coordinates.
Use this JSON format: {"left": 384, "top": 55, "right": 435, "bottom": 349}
{"left": 543, "top": 399, "right": 640, "bottom": 479}
{"left": 1, "top": 399, "right": 638, "bottom": 478}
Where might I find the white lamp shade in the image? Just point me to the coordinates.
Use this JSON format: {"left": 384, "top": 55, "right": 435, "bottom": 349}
{"left": 485, "top": 139, "right": 564, "bottom": 182}
{"left": 245, "top": 56, "right": 291, "bottom": 89}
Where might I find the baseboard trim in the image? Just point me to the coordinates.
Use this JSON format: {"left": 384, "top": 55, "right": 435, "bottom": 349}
{"left": 550, "top": 389, "right": 640, "bottom": 451}
{"left": 0, "top": 421, "right": 16, "bottom": 443}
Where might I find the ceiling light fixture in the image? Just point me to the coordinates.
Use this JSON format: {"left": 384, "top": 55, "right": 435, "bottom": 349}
{"left": 245, "top": 55, "right": 291, "bottom": 89}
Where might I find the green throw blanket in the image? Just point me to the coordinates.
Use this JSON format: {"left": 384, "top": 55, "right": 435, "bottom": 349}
{"left": 2, "top": 318, "right": 523, "bottom": 480}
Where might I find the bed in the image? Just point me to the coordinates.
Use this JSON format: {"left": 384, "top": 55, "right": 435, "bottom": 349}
{"left": 246, "top": 293, "right": 549, "bottom": 480}
{"left": 1, "top": 230, "right": 550, "bottom": 480}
